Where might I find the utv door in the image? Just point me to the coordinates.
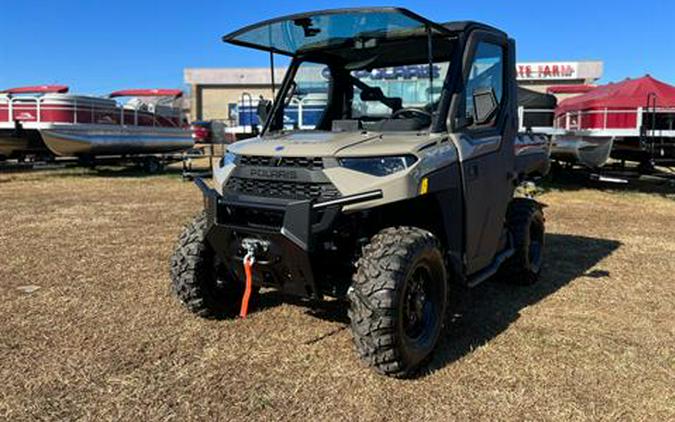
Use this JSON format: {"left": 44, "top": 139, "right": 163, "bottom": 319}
{"left": 454, "top": 33, "right": 517, "bottom": 275}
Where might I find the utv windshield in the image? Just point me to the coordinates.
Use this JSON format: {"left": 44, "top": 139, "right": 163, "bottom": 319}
{"left": 267, "top": 33, "right": 456, "bottom": 134}
{"left": 275, "top": 59, "right": 451, "bottom": 132}
{"left": 223, "top": 8, "right": 450, "bottom": 56}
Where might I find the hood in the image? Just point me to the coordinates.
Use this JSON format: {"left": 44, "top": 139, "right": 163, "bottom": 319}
{"left": 228, "top": 131, "right": 433, "bottom": 157}
{"left": 335, "top": 132, "right": 438, "bottom": 157}
{"left": 227, "top": 131, "right": 380, "bottom": 157}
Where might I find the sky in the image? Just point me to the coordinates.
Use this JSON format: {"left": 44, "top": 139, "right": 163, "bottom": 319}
{"left": 1, "top": 0, "right": 674, "bottom": 95}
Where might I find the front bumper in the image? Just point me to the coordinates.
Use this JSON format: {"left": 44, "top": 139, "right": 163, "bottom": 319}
{"left": 195, "top": 178, "right": 382, "bottom": 298}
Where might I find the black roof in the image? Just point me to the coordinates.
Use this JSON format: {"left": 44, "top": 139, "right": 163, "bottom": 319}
{"left": 441, "top": 21, "right": 507, "bottom": 37}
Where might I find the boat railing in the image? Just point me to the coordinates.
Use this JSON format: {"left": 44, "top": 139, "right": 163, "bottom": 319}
{"left": 280, "top": 96, "right": 327, "bottom": 130}
{"left": 554, "top": 107, "right": 675, "bottom": 134}
{"left": 0, "top": 95, "right": 183, "bottom": 128}
{"left": 235, "top": 94, "right": 328, "bottom": 131}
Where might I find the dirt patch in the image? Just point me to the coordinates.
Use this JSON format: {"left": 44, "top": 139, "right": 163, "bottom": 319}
{"left": 0, "top": 170, "right": 673, "bottom": 420}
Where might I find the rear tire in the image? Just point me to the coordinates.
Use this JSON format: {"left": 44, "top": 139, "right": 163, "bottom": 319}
{"left": 170, "top": 211, "right": 253, "bottom": 318}
{"left": 348, "top": 227, "right": 448, "bottom": 378}
{"left": 501, "top": 198, "right": 545, "bottom": 285}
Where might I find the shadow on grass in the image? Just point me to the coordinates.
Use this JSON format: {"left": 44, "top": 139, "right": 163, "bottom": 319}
{"left": 253, "top": 233, "right": 621, "bottom": 377}
{"left": 55, "top": 165, "right": 186, "bottom": 179}
{"left": 0, "top": 160, "right": 187, "bottom": 180}
{"left": 427, "top": 233, "right": 621, "bottom": 375}
{"left": 543, "top": 164, "right": 675, "bottom": 197}
{"left": 254, "top": 290, "right": 350, "bottom": 325}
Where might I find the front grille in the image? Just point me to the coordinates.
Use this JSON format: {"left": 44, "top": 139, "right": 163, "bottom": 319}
{"left": 220, "top": 205, "right": 285, "bottom": 229}
{"left": 225, "top": 177, "right": 341, "bottom": 202}
{"left": 239, "top": 155, "right": 324, "bottom": 169}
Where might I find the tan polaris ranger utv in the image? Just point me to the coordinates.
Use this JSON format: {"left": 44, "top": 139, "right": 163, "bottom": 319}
{"left": 171, "top": 8, "right": 550, "bottom": 378}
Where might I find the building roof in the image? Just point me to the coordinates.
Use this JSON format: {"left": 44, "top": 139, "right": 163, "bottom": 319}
{"left": 184, "top": 68, "right": 287, "bottom": 86}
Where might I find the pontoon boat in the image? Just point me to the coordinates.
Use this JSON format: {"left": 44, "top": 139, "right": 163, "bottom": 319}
{"left": 0, "top": 86, "right": 193, "bottom": 161}
{"left": 552, "top": 75, "right": 675, "bottom": 168}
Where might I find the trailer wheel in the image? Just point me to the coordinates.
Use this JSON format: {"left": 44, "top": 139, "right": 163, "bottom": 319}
{"left": 143, "top": 156, "right": 164, "bottom": 174}
{"left": 170, "top": 211, "right": 253, "bottom": 318}
{"left": 348, "top": 227, "right": 448, "bottom": 378}
{"left": 501, "top": 198, "right": 545, "bottom": 285}
{"left": 77, "top": 155, "right": 96, "bottom": 168}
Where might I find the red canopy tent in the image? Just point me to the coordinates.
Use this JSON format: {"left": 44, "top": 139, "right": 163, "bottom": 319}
{"left": 555, "top": 76, "right": 675, "bottom": 130}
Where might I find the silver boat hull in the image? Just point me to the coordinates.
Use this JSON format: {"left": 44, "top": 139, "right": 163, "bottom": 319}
{"left": 0, "top": 134, "right": 28, "bottom": 157}
{"left": 39, "top": 127, "right": 193, "bottom": 156}
{"left": 550, "top": 136, "right": 614, "bottom": 168}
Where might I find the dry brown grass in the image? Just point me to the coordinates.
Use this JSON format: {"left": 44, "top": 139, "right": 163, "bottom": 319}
{"left": 0, "top": 169, "right": 673, "bottom": 421}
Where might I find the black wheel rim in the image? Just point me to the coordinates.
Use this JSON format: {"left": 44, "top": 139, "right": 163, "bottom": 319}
{"left": 402, "top": 263, "right": 441, "bottom": 346}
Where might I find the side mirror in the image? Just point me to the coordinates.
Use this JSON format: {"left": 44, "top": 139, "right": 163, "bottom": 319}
{"left": 472, "top": 87, "right": 499, "bottom": 125}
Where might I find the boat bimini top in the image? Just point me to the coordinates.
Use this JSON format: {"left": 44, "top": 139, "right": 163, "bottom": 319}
{"left": 108, "top": 89, "right": 183, "bottom": 99}
{"left": 1, "top": 85, "right": 69, "bottom": 95}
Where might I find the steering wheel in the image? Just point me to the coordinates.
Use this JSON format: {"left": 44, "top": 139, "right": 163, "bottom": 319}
{"left": 391, "top": 107, "right": 432, "bottom": 120}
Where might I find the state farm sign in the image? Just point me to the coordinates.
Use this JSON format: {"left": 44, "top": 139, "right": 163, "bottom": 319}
{"left": 517, "top": 62, "right": 579, "bottom": 80}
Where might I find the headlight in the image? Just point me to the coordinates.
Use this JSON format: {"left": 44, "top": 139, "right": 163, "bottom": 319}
{"left": 339, "top": 155, "right": 418, "bottom": 177}
{"left": 220, "top": 151, "right": 238, "bottom": 167}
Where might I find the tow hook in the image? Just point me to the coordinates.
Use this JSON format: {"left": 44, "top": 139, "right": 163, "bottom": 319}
{"left": 240, "top": 250, "right": 255, "bottom": 318}
{"left": 239, "top": 239, "right": 270, "bottom": 318}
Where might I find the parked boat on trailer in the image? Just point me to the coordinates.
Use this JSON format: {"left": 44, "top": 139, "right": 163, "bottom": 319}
{"left": 0, "top": 86, "right": 193, "bottom": 166}
{"left": 551, "top": 75, "right": 675, "bottom": 170}
{"left": 0, "top": 85, "right": 65, "bottom": 160}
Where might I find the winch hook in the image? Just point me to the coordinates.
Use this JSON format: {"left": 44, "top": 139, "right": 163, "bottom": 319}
{"left": 239, "top": 250, "right": 255, "bottom": 318}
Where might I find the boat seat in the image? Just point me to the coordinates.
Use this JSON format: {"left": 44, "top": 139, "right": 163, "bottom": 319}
{"left": 123, "top": 98, "right": 148, "bottom": 111}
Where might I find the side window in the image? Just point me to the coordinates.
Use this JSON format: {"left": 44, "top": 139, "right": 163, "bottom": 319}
{"left": 464, "top": 41, "right": 504, "bottom": 127}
